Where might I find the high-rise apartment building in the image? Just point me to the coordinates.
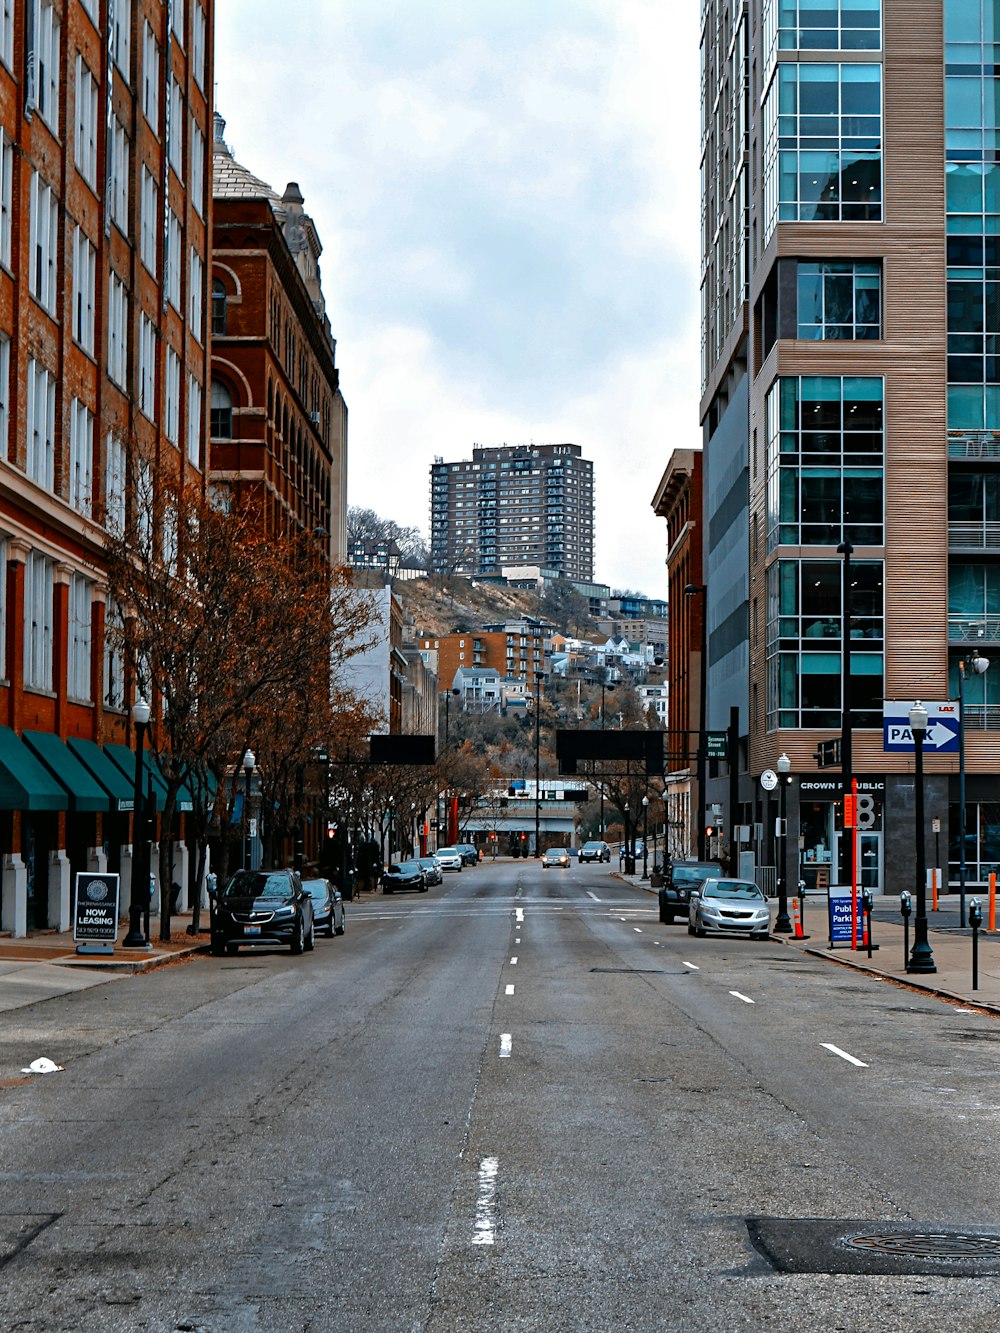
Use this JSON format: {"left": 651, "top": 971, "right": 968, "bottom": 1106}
{"left": 429, "top": 444, "right": 594, "bottom": 581}
{"left": 698, "top": 0, "right": 1000, "bottom": 897}
{"left": 0, "top": 1, "right": 213, "bottom": 935}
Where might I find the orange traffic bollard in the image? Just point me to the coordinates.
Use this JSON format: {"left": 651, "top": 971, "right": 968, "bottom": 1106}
{"left": 990, "top": 872, "right": 996, "bottom": 933}
{"left": 932, "top": 868, "right": 939, "bottom": 912}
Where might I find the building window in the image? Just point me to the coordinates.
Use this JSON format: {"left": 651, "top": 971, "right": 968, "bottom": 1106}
{"left": 104, "top": 595, "right": 125, "bottom": 710}
{"left": 72, "top": 226, "right": 96, "bottom": 353}
{"left": 24, "top": 551, "right": 54, "bottom": 692}
{"left": 69, "top": 398, "right": 94, "bottom": 517}
{"left": 140, "top": 166, "right": 158, "bottom": 271}
{"left": 109, "top": 117, "right": 129, "bottom": 231}
{"left": 79, "top": 0, "right": 98, "bottom": 26}
{"left": 167, "top": 74, "right": 183, "bottom": 177}
{"left": 191, "top": 121, "right": 205, "bottom": 217}
{"left": 0, "top": 129, "right": 9, "bottom": 267}
{"left": 212, "top": 279, "right": 227, "bottom": 334}
{"left": 766, "top": 376, "right": 884, "bottom": 548}
{"left": 111, "top": 0, "right": 131, "bottom": 76}
{"left": 763, "top": 63, "right": 881, "bottom": 239}
{"left": 765, "top": 0, "right": 881, "bottom": 60}
{"left": 164, "top": 345, "right": 180, "bottom": 444}
{"left": 142, "top": 20, "right": 159, "bottom": 131}
{"left": 0, "top": 334, "right": 8, "bottom": 458}
{"left": 67, "top": 573, "right": 93, "bottom": 702}
{"left": 29, "top": 171, "right": 58, "bottom": 314}
{"left": 187, "top": 376, "right": 202, "bottom": 467}
{"left": 105, "top": 433, "right": 127, "bottom": 533}
{"left": 25, "top": 359, "right": 56, "bottom": 489}
{"left": 0, "top": 0, "right": 11, "bottom": 70}
{"left": 30, "top": 0, "right": 61, "bottom": 132}
{"left": 797, "top": 260, "right": 881, "bottom": 339}
{"left": 210, "top": 380, "right": 232, "bottom": 438}
{"left": 192, "top": 3, "right": 206, "bottom": 88}
{"left": 189, "top": 249, "right": 204, "bottom": 341}
{"left": 139, "top": 313, "right": 157, "bottom": 421}
{"left": 107, "top": 273, "right": 128, "bottom": 388}
{"left": 766, "top": 558, "right": 883, "bottom": 730}
{"left": 75, "top": 56, "right": 99, "bottom": 187}
{"left": 166, "top": 209, "right": 182, "bottom": 310}
{"left": 171, "top": 0, "right": 185, "bottom": 45}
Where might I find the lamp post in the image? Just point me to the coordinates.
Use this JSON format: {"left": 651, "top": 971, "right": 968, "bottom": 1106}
{"left": 242, "top": 749, "right": 255, "bottom": 871}
{"left": 907, "top": 701, "right": 935, "bottom": 974}
{"left": 641, "top": 796, "right": 649, "bottom": 878}
{"left": 684, "top": 583, "right": 708, "bottom": 860}
{"left": 533, "top": 674, "right": 546, "bottom": 858}
{"left": 599, "top": 674, "right": 616, "bottom": 837}
{"left": 775, "top": 753, "right": 793, "bottom": 933}
{"left": 123, "top": 698, "right": 151, "bottom": 949}
{"left": 410, "top": 801, "right": 417, "bottom": 857}
{"left": 958, "top": 650, "right": 989, "bottom": 928}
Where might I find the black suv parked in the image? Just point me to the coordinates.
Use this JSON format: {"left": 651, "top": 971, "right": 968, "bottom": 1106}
{"left": 658, "top": 860, "right": 723, "bottom": 923}
{"left": 210, "top": 868, "right": 315, "bottom": 955}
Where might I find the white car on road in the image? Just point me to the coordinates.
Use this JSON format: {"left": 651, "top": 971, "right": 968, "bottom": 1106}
{"left": 435, "top": 847, "right": 464, "bottom": 871}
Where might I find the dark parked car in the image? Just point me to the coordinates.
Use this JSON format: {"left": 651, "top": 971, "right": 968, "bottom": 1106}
{"left": 301, "top": 877, "right": 345, "bottom": 938}
{"left": 658, "top": 860, "right": 723, "bottom": 923}
{"left": 210, "top": 868, "right": 315, "bottom": 955}
{"left": 383, "top": 859, "right": 428, "bottom": 894}
{"left": 417, "top": 856, "right": 443, "bottom": 886}
{"left": 456, "top": 843, "right": 480, "bottom": 865}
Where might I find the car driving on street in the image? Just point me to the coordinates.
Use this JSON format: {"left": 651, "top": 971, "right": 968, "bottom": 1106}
{"left": 383, "top": 860, "right": 428, "bottom": 893}
{"left": 541, "top": 847, "right": 570, "bottom": 868}
{"left": 434, "top": 847, "right": 464, "bottom": 872}
{"left": 579, "top": 840, "right": 611, "bottom": 863}
{"left": 688, "top": 877, "right": 771, "bottom": 939}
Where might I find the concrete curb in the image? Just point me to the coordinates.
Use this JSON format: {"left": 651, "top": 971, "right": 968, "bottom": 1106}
{"left": 52, "top": 943, "right": 209, "bottom": 974}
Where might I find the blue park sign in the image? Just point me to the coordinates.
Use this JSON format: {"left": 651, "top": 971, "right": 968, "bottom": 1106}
{"left": 882, "top": 700, "right": 960, "bottom": 754}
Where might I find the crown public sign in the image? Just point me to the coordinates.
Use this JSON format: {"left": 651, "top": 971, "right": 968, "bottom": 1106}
{"left": 882, "top": 700, "right": 959, "bottom": 754}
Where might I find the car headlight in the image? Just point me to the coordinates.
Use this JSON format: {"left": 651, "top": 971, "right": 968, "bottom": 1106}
{"left": 272, "top": 905, "right": 295, "bottom": 919}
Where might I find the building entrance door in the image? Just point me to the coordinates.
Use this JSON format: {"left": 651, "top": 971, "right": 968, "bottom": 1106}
{"left": 833, "top": 830, "right": 883, "bottom": 892}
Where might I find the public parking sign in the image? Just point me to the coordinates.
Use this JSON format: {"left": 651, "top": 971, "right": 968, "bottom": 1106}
{"left": 883, "top": 700, "right": 959, "bottom": 754}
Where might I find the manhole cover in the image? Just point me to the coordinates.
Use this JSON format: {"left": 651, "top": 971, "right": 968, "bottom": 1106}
{"left": 748, "top": 1218, "right": 1000, "bottom": 1275}
{"left": 845, "top": 1232, "right": 1000, "bottom": 1259}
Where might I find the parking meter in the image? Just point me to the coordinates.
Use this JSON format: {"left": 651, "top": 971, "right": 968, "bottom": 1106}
{"left": 862, "top": 888, "right": 874, "bottom": 915}
{"left": 207, "top": 871, "right": 218, "bottom": 899}
{"left": 970, "top": 897, "right": 983, "bottom": 930}
{"left": 899, "top": 890, "right": 911, "bottom": 919}
{"left": 970, "top": 897, "right": 983, "bottom": 990}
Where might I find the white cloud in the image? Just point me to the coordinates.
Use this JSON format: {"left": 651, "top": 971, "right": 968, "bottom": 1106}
{"left": 214, "top": 0, "right": 702, "bottom": 594}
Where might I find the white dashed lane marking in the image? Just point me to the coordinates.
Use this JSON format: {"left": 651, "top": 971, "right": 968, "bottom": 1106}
{"left": 473, "top": 1157, "right": 498, "bottom": 1246}
{"left": 500, "top": 1034, "right": 512, "bottom": 1058}
{"left": 821, "top": 1043, "right": 868, "bottom": 1067}
{"left": 682, "top": 961, "right": 699, "bottom": 970}
{"left": 730, "top": 991, "right": 755, "bottom": 1004}
{"left": 510, "top": 956, "right": 518, "bottom": 965}
{"left": 505, "top": 984, "right": 514, "bottom": 995}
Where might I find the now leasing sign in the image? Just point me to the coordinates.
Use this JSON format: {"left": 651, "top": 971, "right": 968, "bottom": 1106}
{"left": 883, "top": 700, "right": 960, "bottom": 754}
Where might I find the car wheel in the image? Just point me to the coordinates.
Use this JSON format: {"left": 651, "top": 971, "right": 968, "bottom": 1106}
{"left": 335, "top": 912, "right": 346, "bottom": 936}
{"left": 659, "top": 908, "right": 673, "bottom": 924}
{"left": 384, "top": 884, "right": 393, "bottom": 894}
{"left": 752, "top": 931, "right": 769, "bottom": 941}
{"left": 420, "top": 883, "right": 429, "bottom": 892}
{"left": 225, "top": 941, "right": 239, "bottom": 956}
{"left": 695, "top": 923, "right": 707, "bottom": 938}
{"left": 290, "top": 918, "right": 305, "bottom": 955}
{"left": 687, "top": 922, "right": 695, "bottom": 936}
{"left": 210, "top": 936, "right": 225, "bottom": 957}
{"left": 305, "top": 919, "right": 315, "bottom": 952}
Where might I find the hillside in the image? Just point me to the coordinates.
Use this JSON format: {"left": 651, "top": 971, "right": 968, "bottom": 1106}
{"left": 397, "top": 576, "right": 546, "bottom": 638}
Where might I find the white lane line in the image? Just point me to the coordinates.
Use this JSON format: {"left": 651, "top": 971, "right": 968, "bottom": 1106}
{"left": 515, "top": 937, "right": 521, "bottom": 943}
{"left": 515, "top": 908, "right": 525, "bottom": 922}
{"left": 633, "top": 927, "right": 643, "bottom": 934}
{"left": 682, "top": 961, "right": 699, "bottom": 970}
{"left": 473, "top": 1157, "right": 498, "bottom": 1246}
{"left": 505, "top": 984, "right": 514, "bottom": 995}
{"left": 587, "top": 891, "right": 601, "bottom": 902}
{"left": 821, "top": 1042, "right": 868, "bottom": 1068}
{"left": 730, "top": 990, "right": 755, "bottom": 1004}
{"left": 619, "top": 916, "right": 628, "bottom": 921}
{"left": 500, "top": 1033, "right": 513, "bottom": 1058}
{"left": 510, "top": 956, "right": 518, "bottom": 965}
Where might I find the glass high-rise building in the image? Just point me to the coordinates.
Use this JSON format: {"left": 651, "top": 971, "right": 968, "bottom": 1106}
{"left": 701, "top": 0, "right": 1000, "bottom": 896}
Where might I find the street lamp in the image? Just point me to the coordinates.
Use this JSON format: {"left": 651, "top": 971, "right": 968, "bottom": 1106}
{"left": 533, "top": 674, "right": 547, "bottom": 858}
{"left": 641, "top": 796, "right": 649, "bottom": 879}
{"left": 410, "top": 801, "right": 417, "bottom": 857}
{"left": 907, "top": 702, "right": 935, "bottom": 974}
{"left": 958, "top": 650, "right": 990, "bottom": 927}
{"left": 775, "top": 753, "right": 793, "bottom": 934}
{"left": 599, "top": 674, "right": 616, "bottom": 837}
{"left": 684, "top": 583, "right": 708, "bottom": 860}
{"left": 242, "top": 749, "right": 255, "bottom": 871}
{"left": 123, "top": 697, "right": 151, "bottom": 949}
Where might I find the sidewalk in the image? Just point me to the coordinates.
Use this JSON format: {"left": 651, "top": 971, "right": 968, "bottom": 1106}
{"left": 622, "top": 874, "right": 1000, "bottom": 1015}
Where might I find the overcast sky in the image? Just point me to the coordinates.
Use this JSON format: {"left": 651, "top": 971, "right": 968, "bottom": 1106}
{"left": 214, "top": 0, "right": 701, "bottom": 596}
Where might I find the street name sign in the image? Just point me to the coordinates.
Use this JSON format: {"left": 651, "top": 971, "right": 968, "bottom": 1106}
{"left": 883, "top": 700, "right": 959, "bottom": 754}
{"left": 706, "top": 731, "right": 728, "bottom": 760}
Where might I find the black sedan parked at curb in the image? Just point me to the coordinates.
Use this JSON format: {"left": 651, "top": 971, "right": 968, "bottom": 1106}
{"left": 383, "top": 859, "right": 428, "bottom": 894}
{"left": 210, "top": 868, "right": 315, "bottom": 955}
{"left": 301, "top": 877, "right": 346, "bottom": 937}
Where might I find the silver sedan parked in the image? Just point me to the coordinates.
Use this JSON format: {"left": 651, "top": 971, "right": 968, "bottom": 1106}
{"left": 688, "top": 877, "right": 771, "bottom": 940}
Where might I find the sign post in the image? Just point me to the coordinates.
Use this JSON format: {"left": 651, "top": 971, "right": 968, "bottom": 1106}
{"left": 73, "top": 872, "right": 120, "bottom": 955}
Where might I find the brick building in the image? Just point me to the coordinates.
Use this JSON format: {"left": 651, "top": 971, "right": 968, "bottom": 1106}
{"left": 419, "top": 617, "right": 551, "bottom": 696}
{"left": 210, "top": 114, "right": 347, "bottom": 564}
{"left": 0, "top": 1, "right": 214, "bottom": 934}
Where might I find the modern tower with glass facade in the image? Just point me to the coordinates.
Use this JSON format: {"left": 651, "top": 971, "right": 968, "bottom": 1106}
{"left": 700, "top": 0, "right": 1000, "bottom": 895}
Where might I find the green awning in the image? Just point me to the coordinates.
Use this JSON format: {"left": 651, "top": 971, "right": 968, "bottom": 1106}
{"left": 105, "top": 743, "right": 164, "bottom": 811}
{"left": 67, "top": 738, "right": 136, "bottom": 813}
{"left": 0, "top": 727, "right": 68, "bottom": 811}
{"left": 22, "top": 732, "right": 110, "bottom": 813}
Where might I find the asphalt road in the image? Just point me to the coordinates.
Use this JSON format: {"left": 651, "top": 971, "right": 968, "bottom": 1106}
{"left": 2, "top": 859, "right": 1000, "bottom": 1331}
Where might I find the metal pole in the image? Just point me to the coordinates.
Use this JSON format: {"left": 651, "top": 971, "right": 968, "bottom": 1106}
{"left": 123, "top": 708, "right": 150, "bottom": 949}
{"left": 775, "top": 770, "right": 792, "bottom": 932}
{"left": 534, "top": 679, "right": 542, "bottom": 857}
{"left": 908, "top": 713, "right": 936, "bottom": 973}
{"left": 959, "top": 661, "right": 968, "bottom": 929}
{"left": 641, "top": 799, "right": 649, "bottom": 879}
{"left": 837, "top": 541, "right": 854, "bottom": 887}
